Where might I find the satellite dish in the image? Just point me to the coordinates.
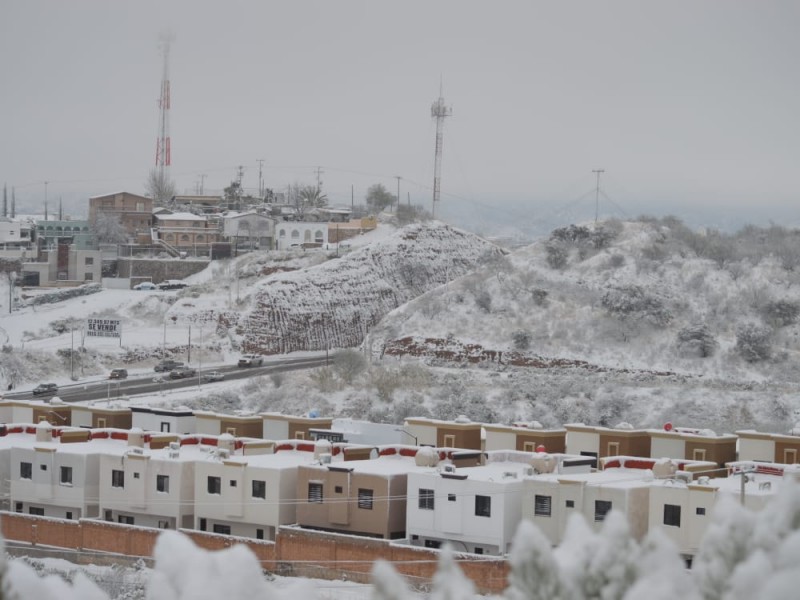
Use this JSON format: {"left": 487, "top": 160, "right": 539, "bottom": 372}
{"left": 664, "top": 422, "right": 673, "bottom": 432}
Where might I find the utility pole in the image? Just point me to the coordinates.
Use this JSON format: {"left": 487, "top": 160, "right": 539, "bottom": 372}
{"left": 315, "top": 166, "right": 324, "bottom": 194}
{"left": 199, "top": 174, "right": 207, "bottom": 195}
{"left": 44, "top": 181, "right": 49, "bottom": 221}
{"left": 58, "top": 197, "right": 63, "bottom": 221}
{"left": 187, "top": 324, "right": 191, "bottom": 363}
{"left": 256, "top": 159, "right": 265, "bottom": 198}
{"left": 2, "top": 184, "right": 7, "bottom": 217}
{"left": 592, "top": 169, "right": 605, "bottom": 224}
{"left": 11, "top": 187, "right": 15, "bottom": 218}
{"left": 394, "top": 176, "right": 401, "bottom": 213}
{"left": 351, "top": 184, "right": 354, "bottom": 211}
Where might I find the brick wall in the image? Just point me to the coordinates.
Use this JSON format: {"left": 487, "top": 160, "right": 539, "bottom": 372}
{"left": 0, "top": 513, "right": 509, "bottom": 595}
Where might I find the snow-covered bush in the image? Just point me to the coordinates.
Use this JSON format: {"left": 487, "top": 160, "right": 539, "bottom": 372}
{"left": 677, "top": 323, "right": 718, "bottom": 358}
{"left": 735, "top": 323, "right": 773, "bottom": 362}
{"left": 511, "top": 330, "right": 531, "bottom": 351}
{"left": 601, "top": 285, "right": 672, "bottom": 328}
{"left": 332, "top": 349, "right": 367, "bottom": 384}
{"left": 545, "top": 243, "right": 568, "bottom": 270}
{"left": 760, "top": 300, "right": 800, "bottom": 328}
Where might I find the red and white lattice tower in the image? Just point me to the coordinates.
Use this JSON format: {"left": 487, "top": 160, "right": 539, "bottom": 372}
{"left": 155, "top": 32, "right": 175, "bottom": 178}
{"left": 430, "top": 82, "right": 452, "bottom": 218}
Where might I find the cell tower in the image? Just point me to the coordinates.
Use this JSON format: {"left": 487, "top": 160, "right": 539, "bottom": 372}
{"left": 430, "top": 82, "right": 452, "bottom": 218}
{"left": 154, "top": 32, "right": 175, "bottom": 178}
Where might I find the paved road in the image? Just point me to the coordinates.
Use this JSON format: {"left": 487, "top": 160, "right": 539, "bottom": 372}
{"left": 5, "top": 355, "right": 330, "bottom": 403}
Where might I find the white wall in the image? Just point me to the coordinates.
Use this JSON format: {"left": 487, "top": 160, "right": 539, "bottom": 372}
{"left": 651, "top": 437, "right": 686, "bottom": 461}
{"left": 565, "top": 430, "right": 599, "bottom": 456}
{"left": 484, "top": 430, "right": 517, "bottom": 452}
{"left": 738, "top": 437, "right": 774, "bottom": 462}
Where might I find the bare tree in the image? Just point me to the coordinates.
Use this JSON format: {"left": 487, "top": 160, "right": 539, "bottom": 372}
{"left": 365, "top": 184, "right": 394, "bottom": 213}
{"left": 145, "top": 169, "right": 176, "bottom": 205}
{"left": 91, "top": 213, "right": 128, "bottom": 244}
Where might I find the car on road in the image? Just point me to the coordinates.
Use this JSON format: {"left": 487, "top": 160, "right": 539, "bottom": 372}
{"left": 133, "top": 282, "right": 157, "bottom": 291}
{"left": 200, "top": 371, "right": 225, "bottom": 383}
{"left": 32, "top": 383, "right": 58, "bottom": 396}
{"left": 157, "top": 280, "right": 188, "bottom": 291}
{"left": 109, "top": 369, "right": 128, "bottom": 379}
{"left": 238, "top": 354, "right": 264, "bottom": 367}
{"left": 155, "top": 359, "right": 185, "bottom": 372}
{"left": 169, "top": 367, "right": 197, "bottom": 380}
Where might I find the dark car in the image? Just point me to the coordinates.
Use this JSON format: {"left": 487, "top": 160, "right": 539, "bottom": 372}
{"left": 157, "top": 280, "right": 188, "bottom": 291}
{"left": 155, "top": 359, "right": 185, "bottom": 373}
{"left": 32, "top": 383, "right": 58, "bottom": 396}
{"left": 109, "top": 369, "right": 128, "bottom": 380}
{"left": 169, "top": 367, "right": 197, "bottom": 380}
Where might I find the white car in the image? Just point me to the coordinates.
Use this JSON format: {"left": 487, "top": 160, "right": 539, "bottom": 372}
{"left": 133, "top": 282, "right": 158, "bottom": 291}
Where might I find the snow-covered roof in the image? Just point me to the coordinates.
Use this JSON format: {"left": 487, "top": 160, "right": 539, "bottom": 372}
{"left": 154, "top": 212, "right": 207, "bottom": 221}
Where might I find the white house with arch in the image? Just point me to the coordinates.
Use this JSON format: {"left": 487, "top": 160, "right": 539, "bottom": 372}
{"left": 275, "top": 222, "right": 328, "bottom": 250}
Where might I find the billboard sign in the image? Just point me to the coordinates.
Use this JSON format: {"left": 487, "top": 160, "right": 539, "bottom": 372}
{"left": 86, "top": 318, "right": 121, "bottom": 339}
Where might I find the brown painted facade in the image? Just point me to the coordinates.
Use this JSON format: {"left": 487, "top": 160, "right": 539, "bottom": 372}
{"left": 598, "top": 431, "right": 651, "bottom": 458}
{"left": 295, "top": 464, "right": 408, "bottom": 540}
{"left": 89, "top": 192, "right": 153, "bottom": 237}
{"left": 483, "top": 424, "right": 567, "bottom": 453}
{"left": 404, "top": 417, "right": 483, "bottom": 450}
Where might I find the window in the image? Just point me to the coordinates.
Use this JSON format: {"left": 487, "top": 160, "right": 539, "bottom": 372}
{"left": 112, "top": 470, "right": 125, "bottom": 488}
{"left": 291, "top": 230, "right": 300, "bottom": 239}
{"left": 133, "top": 472, "right": 140, "bottom": 479}
{"left": 295, "top": 432, "right": 306, "bottom": 440}
{"left": 208, "top": 476, "right": 221, "bottom": 495}
{"left": 84, "top": 273, "right": 93, "bottom": 281}
{"left": 97, "top": 418, "right": 106, "bottom": 428}
{"left": 308, "top": 482, "right": 323, "bottom": 503}
{"left": 252, "top": 480, "right": 266, "bottom": 499}
{"left": 783, "top": 448, "right": 797, "bottom": 464}
{"left": 230, "top": 480, "right": 237, "bottom": 487}
{"left": 475, "top": 495, "right": 491, "bottom": 517}
{"left": 104, "top": 510, "right": 113, "bottom": 521}
{"left": 523, "top": 441, "right": 536, "bottom": 452}
{"left": 60, "top": 466, "right": 73, "bottom": 485}
{"left": 158, "top": 520, "right": 169, "bottom": 529}
{"left": 607, "top": 442, "right": 620, "bottom": 456}
{"left": 256, "top": 528, "right": 264, "bottom": 540}
{"left": 534, "top": 495, "right": 552, "bottom": 517}
{"left": 213, "top": 524, "right": 231, "bottom": 535}
{"left": 66, "top": 511, "right": 73, "bottom": 520}
{"left": 693, "top": 448, "right": 707, "bottom": 461}
{"left": 226, "top": 427, "right": 237, "bottom": 435}
{"left": 696, "top": 507, "right": 706, "bottom": 516}
{"left": 40, "top": 464, "right": 47, "bottom": 471}
{"left": 15, "top": 502, "right": 23, "bottom": 513}
{"left": 279, "top": 229, "right": 286, "bottom": 238}
{"left": 474, "top": 547, "right": 484, "bottom": 555}
{"left": 335, "top": 486, "right": 343, "bottom": 494}
{"left": 664, "top": 504, "right": 682, "bottom": 527}
{"left": 443, "top": 434, "right": 456, "bottom": 447}
{"left": 157, "top": 475, "right": 170, "bottom": 493}
{"left": 29, "top": 507, "right": 44, "bottom": 516}
{"left": 595, "top": 500, "right": 612, "bottom": 522}
{"left": 424, "top": 539, "right": 441, "bottom": 549}
{"left": 419, "top": 489, "right": 435, "bottom": 510}
{"left": 566, "top": 500, "right": 575, "bottom": 508}
{"left": 20, "top": 462, "right": 32, "bottom": 479}
{"left": 358, "top": 489, "right": 374, "bottom": 510}
{"left": 85, "top": 257, "right": 94, "bottom": 265}
{"left": 448, "top": 494, "right": 456, "bottom": 502}
{"left": 161, "top": 422, "right": 171, "bottom": 433}
{"left": 118, "top": 515, "right": 134, "bottom": 525}
{"left": 199, "top": 518, "right": 207, "bottom": 531}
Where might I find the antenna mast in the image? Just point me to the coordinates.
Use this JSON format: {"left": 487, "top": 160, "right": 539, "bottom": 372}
{"left": 592, "top": 168, "right": 605, "bottom": 223}
{"left": 155, "top": 32, "right": 175, "bottom": 180}
{"left": 430, "top": 82, "right": 452, "bottom": 218}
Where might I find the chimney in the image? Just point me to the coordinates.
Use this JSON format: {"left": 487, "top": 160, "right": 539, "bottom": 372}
{"left": 36, "top": 422, "right": 53, "bottom": 443}
{"left": 128, "top": 428, "right": 145, "bottom": 448}
{"left": 218, "top": 433, "right": 236, "bottom": 454}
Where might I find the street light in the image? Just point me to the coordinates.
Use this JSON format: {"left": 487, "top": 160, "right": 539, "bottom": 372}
{"left": 395, "top": 428, "right": 418, "bottom": 446}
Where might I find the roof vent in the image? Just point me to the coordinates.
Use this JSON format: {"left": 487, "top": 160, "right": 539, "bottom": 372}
{"left": 441, "top": 464, "right": 456, "bottom": 474}
{"left": 128, "top": 447, "right": 144, "bottom": 456}
{"left": 319, "top": 453, "right": 332, "bottom": 464}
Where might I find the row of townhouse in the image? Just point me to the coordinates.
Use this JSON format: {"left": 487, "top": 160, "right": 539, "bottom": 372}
{"left": 7, "top": 399, "right": 800, "bottom": 468}
{"left": 0, "top": 420, "right": 797, "bottom": 563}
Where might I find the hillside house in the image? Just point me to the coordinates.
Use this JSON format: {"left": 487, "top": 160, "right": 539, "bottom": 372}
{"left": 564, "top": 423, "right": 651, "bottom": 466}
{"left": 195, "top": 411, "right": 263, "bottom": 438}
{"left": 736, "top": 429, "right": 800, "bottom": 464}
{"left": 483, "top": 422, "right": 566, "bottom": 453}
{"left": 171, "top": 195, "right": 223, "bottom": 214}
{"left": 221, "top": 211, "right": 276, "bottom": 250}
{"left": 152, "top": 211, "right": 220, "bottom": 252}
{"left": 404, "top": 416, "right": 483, "bottom": 451}
{"left": 275, "top": 221, "right": 327, "bottom": 250}
{"left": 70, "top": 403, "right": 132, "bottom": 430}
{"left": 262, "top": 413, "right": 333, "bottom": 441}
{"left": 0, "top": 398, "right": 73, "bottom": 426}
{"left": 89, "top": 192, "right": 153, "bottom": 239}
{"left": 648, "top": 425, "right": 737, "bottom": 471}
{"left": 21, "top": 243, "right": 102, "bottom": 286}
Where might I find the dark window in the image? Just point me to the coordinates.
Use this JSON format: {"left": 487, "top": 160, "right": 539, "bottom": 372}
{"left": 208, "top": 476, "right": 221, "bottom": 494}
{"left": 199, "top": 518, "right": 207, "bottom": 531}
{"left": 133, "top": 472, "right": 140, "bottom": 479}
{"left": 112, "top": 470, "right": 125, "bottom": 488}
{"left": 66, "top": 511, "right": 73, "bottom": 520}
{"left": 419, "top": 489, "right": 435, "bottom": 510}
{"left": 29, "top": 507, "right": 44, "bottom": 516}
{"left": 664, "top": 504, "right": 682, "bottom": 527}
{"left": 474, "top": 547, "right": 484, "bottom": 555}
{"left": 696, "top": 507, "right": 706, "bottom": 516}
{"left": 335, "top": 486, "right": 343, "bottom": 493}
{"left": 252, "top": 480, "right": 266, "bottom": 499}
{"left": 15, "top": 502, "right": 23, "bottom": 513}
{"left": 60, "top": 466, "right": 73, "bottom": 484}
{"left": 213, "top": 524, "right": 231, "bottom": 535}
{"left": 358, "top": 488, "right": 374, "bottom": 510}
{"left": 118, "top": 515, "right": 134, "bottom": 525}
{"left": 256, "top": 528, "right": 264, "bottom": 540}
{"left": 475, "top": 495, "right": 491, "bottom": 517}
{"left": 424, "top": 539, "right": 442, "bottom": 549}
{"left": 448, "top": 493, "right": 456, "bottom": 502}
{"left": 595, "top": 500, "right": 612, "bottom": 522}
{"left": 566, "top": 500, "right": 575, "bottom": 508}
{"left": 20, "top": 462, "right": 32, "bottom": 479}
{"left": 158, "top": 520, "right": 169, "bottom": 529}
{"left": 157, "top": 475, "right": 169, "bottom": 493}
{"left": 104, "top": 510, "right": 112, "bottom": 521}
{"left": 308, "top": 482, "right": 323, "bottom": 503}
{"left": 534, "top": 495, "right": 552, "bottom": 517}
{"left": 230, "top": 480, "right": 237, "bottom": 488}
{"left": 40, "top": 464, "right": 47, "bottom": 471}
{"left": 161, "top": 422, "right": 170, "bottom": 432}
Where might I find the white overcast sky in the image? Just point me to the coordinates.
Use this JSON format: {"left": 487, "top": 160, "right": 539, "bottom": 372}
{"left": 1, "top": 1, "right": 798, "bottom": 230}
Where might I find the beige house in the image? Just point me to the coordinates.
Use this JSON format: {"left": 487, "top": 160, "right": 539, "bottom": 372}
{"left": 89, "top": 192, "right": 153, "bottom": 238}
{"left": 565, "top": 423, "right": 651, "bottom": 466}
{"left": 736, "top": 429, "right": 800, "bottom": 464}
{"left": 295, "top": 450, "right": 423, "bottom": 539}
{"left": 21, "top": 244, "right": 102, "bottom": 285}
{"left": 70, "top": 403, "right": 132, "bottom": 430}
{"left": 648, "top": 426, "right": 737, "bottom": 472}
{"left": 153, "top": 211, "right": 220, "bottom": 250}
{"left": 262, "top": 413, "right": 334, "bottom": 441}
{"left": 483, "top": 422, "right": 567, "bottom": 453}
{"left": 404, "top": 417, "right": 483, "bottom": 450}
{"left": 195, "top": 411, "right": 263, "bottom": 438}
